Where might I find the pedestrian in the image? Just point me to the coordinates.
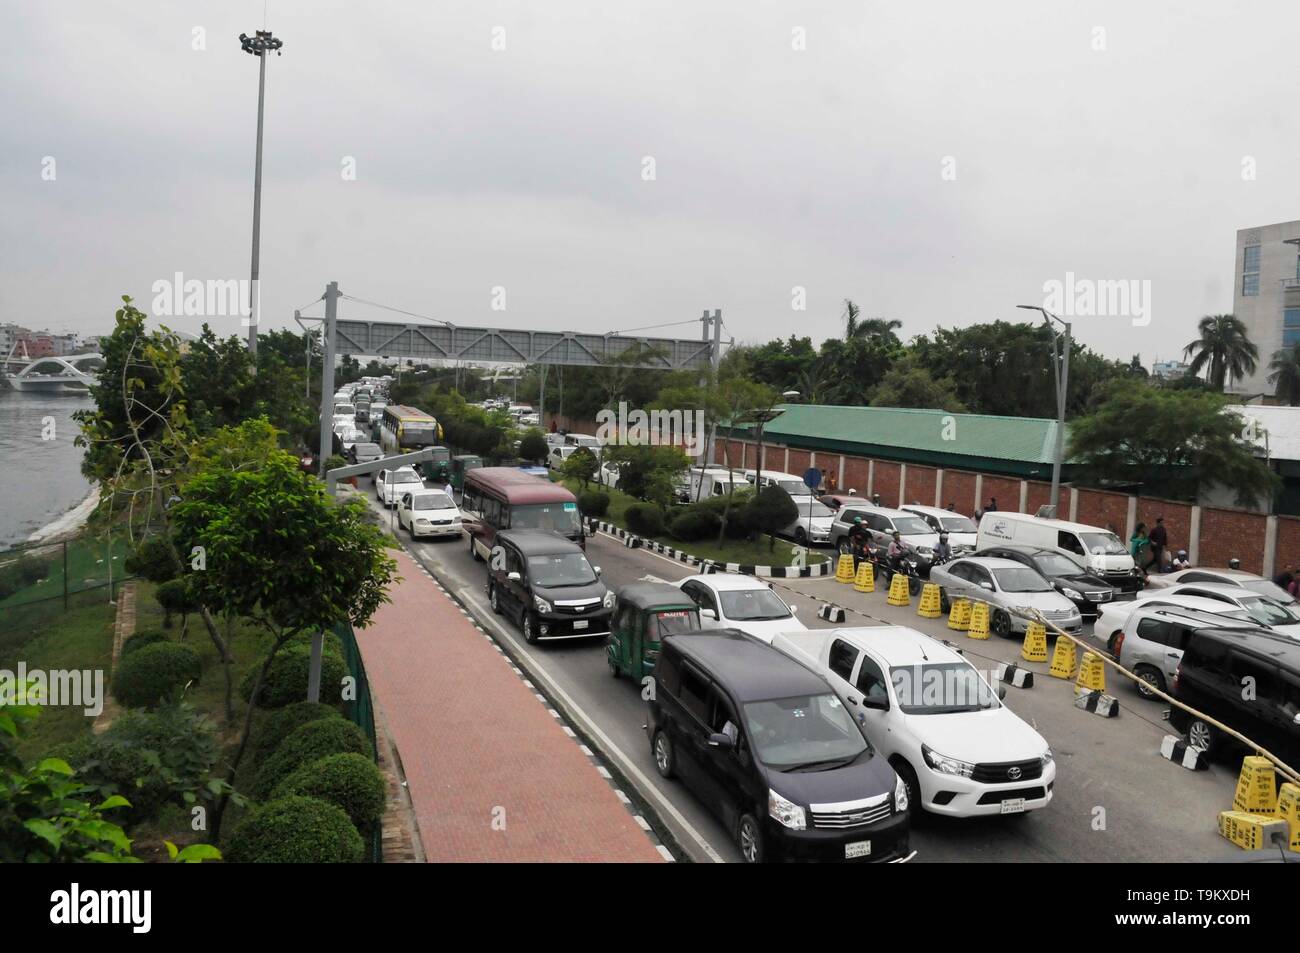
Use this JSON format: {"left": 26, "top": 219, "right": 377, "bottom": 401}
{"left": 1129, "top": 522, "right": 1149, "bottom": 568}
{"left": 827, "top": 471, "right": 838, "bottom": 493}
{"left": 1145, "top": 517, "right": 1168, "bottom": 573}
{"left": 945, "top": 501, "right": 956, "bottom": 511}
{"left": 1274, "top": 567, "right": 1295, "bottom": 591}
{"left": 986, "top": 497, "right": 998, "bottom": 512}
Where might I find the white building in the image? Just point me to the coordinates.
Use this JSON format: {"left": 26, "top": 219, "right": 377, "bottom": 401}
{"left": 1231, "top": 219, "right": 1300, "bottom": 397}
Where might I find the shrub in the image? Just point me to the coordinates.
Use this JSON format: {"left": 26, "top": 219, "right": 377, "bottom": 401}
{"left": 0, "top": 555, "right": 53, "bottom": 599}
{"left": 577, "top": 489, "right": 610, "bottom": 519}
{"left": 155, "top": 578, "right": 200, "bottom": 630}
{"left": 252, "top": 718, "right": 372, "bottom": 800}
{"left": 625, "top": 502, "right": 664, "bottom": 537}
{"left": 250, "top": 701, "right": 344, "bottom": 767}
{"left": 225, "top": 795, "right": 364, "bottom": 863}
{"left": 696, "top": 490, "right": 755, "bottom": 538}
{"left": 323, "top": 454, "right": 349, "bottom": 473}
{"left": 746, "top": 484, "right": 800, "bottom": 550}
{"left": 272, "top": 752, "right": 386, "bottom": 828}
{"left": 112, "top": 642, "right": 201, "bottom": 709}
{"left": 123, "top": 536, "right": 177, "bottom": 584}
{"left": 121, "top": 629, "right": 168, "bottom": 657}
{"left": 240, "top": 644, "right": 346, "bottom": 709}
{"left": 668, "top": 506, "right": 720, "bottom": 542}
{"left": 518, "top": 429, "right": 548, "bottom": 463}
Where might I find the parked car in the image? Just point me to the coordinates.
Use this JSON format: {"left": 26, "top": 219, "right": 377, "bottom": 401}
{"left": 548, "top": 444, "right": 581, "bottom": 470}
{"left": 346, "top": 441, "right": 384, "bottom": 467}
{"left": 375, "top": 466, "right": 424, "bottom": 507}
{"left": 1096, "top": 582, "right": 1300, "bottom": 644}
{"left": 830, "top": 506, "right": 939, "bottom": 569}
{"left": 486, "top": 530, "right": 613, "bottom": 644}
{"left": 976, "top": 512, "right": 1144, "bottom": 593}
{"left": 818, "top": 492, "right": 867, "bottom": 512}
{"left": 1095, "top": 593, "right": 1258, "bottom": 655}
{"left": 396, "top": 487, "right": 463, "bottom": 540}
{"left": 1146, "top": 567, "right": 1298, "bottom": 607}
{"left": 1169, "top": 627, "right": 1300, "bottom": 767}
{"left": 900, "top": 505, "right": 978, "bottom": 555}
{"left": 338, "top": 428, "right": 367, "bottom": 453}
{"left": 976, "top": 544, "right": 1117, "bottom": 619}
{"left": 596, "top": 459, "right": 622, "bottom": 490}
{"left": 676, "top": 574, "right": 806, "bottom": 642}
{"left": 928, "top": 556, "right": 1083, "bottom": 637}
{"left": 1111, "top": 601, "right": 1261, "bottom": 699}
{"left": 784, "top": 497, "right": 836, "bottom": 547}
{"left": 646, "top": 630, "right": 912, "bottom": 863}
{"left": 606, "top": 582, "right": 702, "bottom": 680}
{"left": 772, "top": 627, "right": 1055, "bottom": 818}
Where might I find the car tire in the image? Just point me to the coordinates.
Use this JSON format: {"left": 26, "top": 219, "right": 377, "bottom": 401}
{"left": 908, "top": 576, "right": 922, "bottom": 597}
{"left": 893, "top": 759, "right": 921, "bottom": 822}
{"left": 992, "top": 610, "right": 1012, "bottom": 639}
{"left": 652, "top": 730, "right": 675, "bottom": 779}
{"left": 522, "top": 612, "right": 539, "bottom": 645}
{"left": 737, "top": 813, "right": 765, "bottom": 864}
{"left": 1187, "top": 717, "right": 1218, "bottom": 756}
{"left": 795, "top": 528, "right": 807, "bottom": 546}
{"left": 1134, "top": 665, "right": 1165, "bottom": 699}
{"left": 939, "top": 590, "right": 950, "bottom": 613}
{"left": 468, "top": 533, "right": 482, "bottom": 562}
{"left": 488, "top": 582, "right": 501, "bottom": 615}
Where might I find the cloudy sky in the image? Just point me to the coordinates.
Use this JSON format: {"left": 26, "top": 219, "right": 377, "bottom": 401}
{"left": 3, "top": 1, "right": 1298, "bottom": 367}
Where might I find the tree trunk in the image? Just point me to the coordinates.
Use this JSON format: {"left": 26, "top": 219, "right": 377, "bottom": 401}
{"left": 198, "top": 606, "right": 233, "bottom": 722}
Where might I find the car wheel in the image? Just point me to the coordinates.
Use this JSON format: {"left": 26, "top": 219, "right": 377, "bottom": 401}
{"left": 992, "top": 610, "right": 1012, "bottom": 638}
{"left": 488, "top": 583, "right": 501, "bottom": 615}
{"left": 795, "top": 528, "right": 807, "bottom": 545}
{"left": 1187, "top": 718, "right": 1218, "bottom": 755}
{"left": 893, "top": 759, "right": 921, "bottom": 821}
{"left": 737, "top": 813, "right": 764, "bottom": 864}
{"left": 908, "top": 576, "right": 922, "bottom": 597}
{"left": 468, "top": 533, "right": 482, "bottom": 562}
{"left": 939, "top": 590, "right": 950, "bottom": 613}
{"left": 1134, "top": 665, "right": 1165, "bottom": 699}
{"left": 522, "top": 612, "right": 539, "bottom": 645}
{"left": 652, "top": 730, "right": 675, "bottom": 779}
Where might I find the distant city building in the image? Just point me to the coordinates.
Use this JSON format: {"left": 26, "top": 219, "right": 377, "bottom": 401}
{"left": 1233, "top": 219, "right": 1300, "bottom": 396}
{"left": 1151, "top": 359, "right": 1189, "bottom": 380}
{"left": 16, "top": 334, "right": 56, "bottom": 359}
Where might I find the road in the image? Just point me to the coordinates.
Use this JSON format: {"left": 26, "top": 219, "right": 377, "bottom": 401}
{"left": 360, "top": 483, "right": 1238, "bottom": 863}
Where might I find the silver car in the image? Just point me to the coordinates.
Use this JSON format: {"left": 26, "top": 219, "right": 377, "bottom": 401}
{"left": 928, "top": 556, "right": 1083, "bottom": 637}
{"left": 1115, "top": 602, "right": 1260, "bottom": 699}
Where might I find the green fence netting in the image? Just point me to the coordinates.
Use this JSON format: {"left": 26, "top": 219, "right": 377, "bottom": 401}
{"left": 334, "top": 620, "right": 382, "bottom": 862}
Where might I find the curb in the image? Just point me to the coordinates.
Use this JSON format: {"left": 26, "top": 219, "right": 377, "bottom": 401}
{"left": 587, "top": 519, "right": 835, "bottom": 578}
{"left": 1075, "top": 687, "right": 1120, "bottom": 717}
{"left": 1159, "top": 733, "right": 1208, "bottom": 771}
{"left": 994, "top": 661, "right": 1034, "bottom": 689}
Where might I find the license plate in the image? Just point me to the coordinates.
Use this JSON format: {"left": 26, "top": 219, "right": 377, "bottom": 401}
{"left": 573, "top": 620, "right": 589, "bottom": 630}
{"left": 844, "top": 840, "right": 872, "bottom": 859}
{"left": 1000, "top": 798, "right": 1026, "bottom": 815}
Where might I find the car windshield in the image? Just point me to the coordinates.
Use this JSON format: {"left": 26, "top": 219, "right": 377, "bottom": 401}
{"left": 527, "top": 552, "right": 596, "bottom": 587}
{"left": 939, "top": 516, "right": 977, "bottom": 533}
{"left": 743, "top": 694, "right": 869, "bottom": 771}
{"left": 652, "top": 610, "right": 700, "bottom": 638}
{"left": 1034, "top": 552, "right": 1085, "bottom": 576}
{"left": 892, "top": 516, "right": 932, "bottom": 536}
{"left": 390, "top": 471, "right": 421, "bottom": 484}
{"left": 777, "top": 479, "right": 807, "bottom": 496}
{"left": 412, "top": 493, "right": 454, "bottom": 511}
{"left": 718, "top": 588, "right": 793, "bottom": 622}
{"left": 354, "top": 443, "right": 380, "bottom": 454}
{"left": 1242, "top": 579, "right": 1297, "bottom": 603}
{"left": 511, "top": 502, "right": 582, "bottom": 534}
{"left": 992, "top": 567, "right": 1051, "bottom": 592}
{"left": 1080, "top": 532, "right": 1126, "bottom": 556}
{"left": 1238, "top": 596, "right": 1299, "bottom": 626}
{"left": 796, "top": 500, "right": 834, "bottom": 519}
{"left": 889, "top": 663, "right": 1000, "bottom": 715}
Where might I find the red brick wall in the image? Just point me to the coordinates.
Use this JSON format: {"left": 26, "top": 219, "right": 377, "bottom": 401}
{"left": 873, "top": 460, "right": 902, "bottom": 506}
{"left": 945, "top": 470, "right": 979, "bottom": 513}
{"left": 981, "top": 476, "right": 1021, "bottom": 514}
{"left": 905, "top": 465, "right": 939, "bottom": 508}
{"left": 1073, "top": 488, "right": 1130, "bottom": 535}
{"left": 787, "top": 448, "right": 813, "bottom": 482}
{"left": 1025, "top": 481, "right": 1053, "bottom": 515}
{"left": 1276, "top": 517, "right": 1300, "bottom": 576}
{"left": 1135, "top": 500, "right": 1193, "bottom": 565}
{"left": 818, "top": 453, "right": 845, "bottom": 492}
{"left": 842, "top": 457, "right": 870, "bottom": 496}
{"left": 1199, "top": 508, "right": 1267, "bottom": 575}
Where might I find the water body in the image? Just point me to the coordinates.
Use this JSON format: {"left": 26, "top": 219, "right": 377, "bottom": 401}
{"left": 0, "top": 389, "right": 93, "bottom": 546}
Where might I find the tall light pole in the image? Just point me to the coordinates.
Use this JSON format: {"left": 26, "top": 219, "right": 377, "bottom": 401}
{"left": 240, "top": 30, "right": 284, "bottom": 362}
{"left": 1017, "top": 304, "right": 1071, "bottom": 513}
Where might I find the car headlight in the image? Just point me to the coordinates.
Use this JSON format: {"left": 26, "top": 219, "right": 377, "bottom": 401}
{"left": 1041, "top": 748, "right": 1054, "bottom": 768}
{"left": 921, "top": 744, "right": 974, "bottom": 778}
{"left": 1060, "top": 587, "right": 1082, "bottom": 600}
{"left": 894, "top": 773, "right": 909, "bottom": 812}
{"left": 534, "top": 596, "right": 552, "bottom": 614}
{"left": 602, "top": 590, "right": 615, "bottom": 609}
{"left": 917, "top": 546, "right": 933, "bottom": 556}
{"left": 767, "top": 789, "right": 806, "bottom": 830}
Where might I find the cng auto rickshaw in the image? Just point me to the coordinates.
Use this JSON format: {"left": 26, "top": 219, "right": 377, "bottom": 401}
{"left": 418, "top": 445, "right": 452, "bottom": 484}
{"left": 606, "top": 582, "right": 702, "bottom": 680}
{"left": 449, "top": 454, "right": 483, "bottom": 493}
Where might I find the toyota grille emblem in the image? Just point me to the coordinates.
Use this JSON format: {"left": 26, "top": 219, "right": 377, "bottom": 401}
{"left": 1007, "top": 766, "right": 1022, "bottom": 780}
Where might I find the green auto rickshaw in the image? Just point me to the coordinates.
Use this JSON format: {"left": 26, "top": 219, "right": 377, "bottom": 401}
{"left": 606, "top": 582, "right": 702, "bottom": 680}
{"left": 419, "top": 445, "right": 452, "bottom": 484}
{"left": 449, "top": 454, "right": 483, "bottom": 493}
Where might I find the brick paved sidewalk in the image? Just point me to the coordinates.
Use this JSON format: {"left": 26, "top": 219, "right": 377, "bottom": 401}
{"left": 354, "top": 548, "right": 664, "bottom": 862}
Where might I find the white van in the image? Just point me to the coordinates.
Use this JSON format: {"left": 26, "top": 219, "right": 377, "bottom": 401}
{"left": 740, "top": 468, "right": 814, "bottom": 500}
{"left": 976, "top": 512, "right": 1144, "bottom": 593}
{"left": 685, "top": 466, "right": 747, "bottom": 502}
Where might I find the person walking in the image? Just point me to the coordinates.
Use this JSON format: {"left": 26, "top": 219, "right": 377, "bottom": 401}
{"left": 1145, "top": 517, "right": 1168, "bottom": 573}
{"left": 986, "top": 497, "right": 998, "bottom": 512}
{"left": 1129, "top": 522, "right": 1150, "bottom": 571}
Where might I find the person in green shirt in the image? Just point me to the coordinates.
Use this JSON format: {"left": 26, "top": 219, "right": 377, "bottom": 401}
{"left": 1129, "top": 522, "right": 1150, "bottom": 566}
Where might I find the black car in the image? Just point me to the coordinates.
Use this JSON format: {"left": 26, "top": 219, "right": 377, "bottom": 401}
{"left": 647, "top": 630, "right": 910, "bottom": 863}
{"left": 347, "top": 441, "right": 384, "bottom": 466}
{"left": 486, "top": 531, "right": 612, "bottom": 644}
{"left": 1168, "top": 627, "right": 1300, "bottom": 768}
{"left": 977, "top": 544, "right": 1117, "bottom": 618}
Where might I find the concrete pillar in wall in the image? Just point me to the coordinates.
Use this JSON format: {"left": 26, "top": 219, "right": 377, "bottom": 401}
{"left": 838, "top": 455, "right": 846, "bottom": 489}
{"left": 783, "top": 447, "right": 790, "bottom": 472}
{"left": 1188, "top": 506, "right": 1201, "bottom": 566}
{"left": 934, "top": 469, "right": 944, "bottom": 508}
{"left": 898, "top": 464, "right": 908, "bottom": 507}
{"left": 868, "top": 460, "right": 875, "bottom": 497}
{"left": 1125, "top": 495, "right": 1137, "bottom": 540}
{"left": 974, "top": 474, "right": 983, "bottom": 513}
{"left": 1018, "top": 480, "right": 1028, "bottom": 513}
{"left": 1068, "top": 487, "right": 1079, "bottom": 522}
{"left": 1264, "top": 515, "right": 1279, "bottom": 578}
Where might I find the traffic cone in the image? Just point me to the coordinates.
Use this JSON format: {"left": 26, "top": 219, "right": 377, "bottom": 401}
{"left": 1048, "top": 636, "right": 1077, "bottom": 680}
{"left": 853, "top": 562, "right": 875, "bottom": 593}
{"left": 1076, "top": 651, "right": 1106, "bottom": 692}
{"left": 1276, "top": 783, "right": 1300, "bottom": 854}
{"left": 966, "top": 601, "right": 990, "bottom": 640}
{"left": 1233, "top": 756, "right": 1279, "bottom": 815}
{"left": 835, "top": 554, "right": 855, "bottom": 583}
{"left": 1021, "top": 621, "right": 1048, "bottom": 662}
{"left": 947, "top": 598, "right": 971, "bottom": 631}
{"left": 886, "top": 572, "right": 910, "bottom": 607}
{"left": 917, "top": 583, "right": 942, "bottom": 619}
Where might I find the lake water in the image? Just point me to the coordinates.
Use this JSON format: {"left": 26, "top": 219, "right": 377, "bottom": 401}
{"left": 0, "top": 389, "right": 93, "bottom": 546}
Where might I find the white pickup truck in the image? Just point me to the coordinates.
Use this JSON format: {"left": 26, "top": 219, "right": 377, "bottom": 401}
{"left": 770, "top": 627, "right": 1056, "bottom": 818}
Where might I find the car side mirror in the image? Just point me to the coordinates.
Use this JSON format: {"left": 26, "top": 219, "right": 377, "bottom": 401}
{"left": 862, "top": 695, "right": 889, "bottom": 711}
{"left": 507, "top": 571, "right": 521, "bottom": 583}
{"left": 1294, "top": 712, "right": 1300, "bottom": 726}
{"left": 700, "top": 608, "right": 717, "bottom": 620}
{"left": 979, "top": 581, "right": 994, "bottom": 590}
{"left": 707, "top": 732, "right": 733, "bottom": 749}
{"left": 593, "top": 566, "right": 602, "bottom": 576}
{"left": 997, "top": 684, "right": 1007, "bottom": 701}
{"left": 789, "top": 604, "right": 798, "bottom": 615}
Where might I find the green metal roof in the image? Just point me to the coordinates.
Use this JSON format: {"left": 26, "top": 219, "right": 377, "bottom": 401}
{"left": 721, "top": 404, "right": 1072, "bottom": 477}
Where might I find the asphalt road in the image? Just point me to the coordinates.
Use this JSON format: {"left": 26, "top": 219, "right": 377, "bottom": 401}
{"left": 361, "top": 484, "right": 1239, "bottom": 863}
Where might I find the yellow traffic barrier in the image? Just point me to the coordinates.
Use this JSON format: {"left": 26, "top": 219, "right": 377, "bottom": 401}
{"left": 947, "top": 598, "right": 970, "bottom": 631}
{"left": 1048, "top": 634, "right": 1077, "bottom": 679}
{"left": 852, "top": 561, "right": 875, "bottom": 593}
{"left": 966, "top": 601, "right": 990, "bottom": 640}
{"left": 1276, "top": 783, "right": 1300, "bottom": 854}
{"left": 1233, "top": 756, "right": 1279, "bottom": 814}
{"left": 917, "top": 583, "right": 942, "bottom": 619}
{"left": 835, "top": 554, "right": 855, "bottom": 583}
{"left": 1021, "top": 621, "right": 1048, "bottom": 662}
{"left": 1076, "top": 651, "right": 1106, "bottom": 692}
{"left": 886, "top": 572, "right": 910, "bottom": 607}
{"left": 1218, "top": 810, "right": 1289, "bottom": 851}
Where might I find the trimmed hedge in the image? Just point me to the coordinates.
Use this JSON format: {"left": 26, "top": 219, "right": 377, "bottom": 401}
{"left": 272, "top": 752, "right": 386, "bottom": 828}
{"left": 225, "top": 795, "right": 364, "bottom": 864}
{"left": 240, "top": 643, "right": 346, "bottom": 709}
{"left": 112, "top": 642, "right": 201, "bottom": 709}
{"left": 251, "top": 718, "right": 372, "bottom": 800}
{"left": 625, "top": 503, "right": 664, "bottom": 537}
{"left": 577, "top": 489, "right": 610, "bottom": 519}
{"left": 121, "top": 630, "right": 168, "bottom": 658}
{"left": 249, "top": 701, "right": 345, "bottom": 768}
{"left": 668, "top": 506, "right": 721, "bottom": 542}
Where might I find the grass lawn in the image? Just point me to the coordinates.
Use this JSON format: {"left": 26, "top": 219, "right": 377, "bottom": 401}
{"left": 0, "top": 533, "right": 132, "bottom": 609}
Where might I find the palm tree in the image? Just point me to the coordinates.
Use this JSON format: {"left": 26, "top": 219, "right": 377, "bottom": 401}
{"left": 841, "top": 299, "right": 862, "bottom": 340}
{"left": 1183, "top": 314, "right": 1257, "bottom": 391}
{"left": 1268, "top": 344, "right": 1300, "bottom": 406}
{"left": 842, "top": 299, "right": 902, "bottom": 345}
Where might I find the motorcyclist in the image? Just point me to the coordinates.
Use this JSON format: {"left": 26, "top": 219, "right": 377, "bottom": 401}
{"left": 846, "top": 516, "right": 871, "bottom": 569}
{"left": 933, "top": 532, "right": 952, "bottom": 565}
{"left": 887, "top": 530, "right": 907, "bottom": 573}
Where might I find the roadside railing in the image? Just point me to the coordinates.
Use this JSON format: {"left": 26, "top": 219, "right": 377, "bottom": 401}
{"left": 334, "top": 619, "right": 382, "bottom": 862}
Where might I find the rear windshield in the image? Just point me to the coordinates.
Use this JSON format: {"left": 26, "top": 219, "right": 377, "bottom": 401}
{"left": 992, "top": 567, "right": 1052, "bottom": 592}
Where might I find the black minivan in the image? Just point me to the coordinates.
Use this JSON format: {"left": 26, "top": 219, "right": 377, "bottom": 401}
{"left": 647, "top": 630, "right": 911, "bottom": 863}
{"left": 487, "top": 531, "right": 613, "bottom": 644}
{"left": 1169, "top": 627, "right": 1300, "bottom": 768}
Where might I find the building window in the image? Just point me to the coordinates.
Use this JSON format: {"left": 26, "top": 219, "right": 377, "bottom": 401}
{"left": 1242, "top": 244, "right": 1260, "bottom": 296}
{"left": 1285, "top": 310, "right": 1300, "bottom": 348}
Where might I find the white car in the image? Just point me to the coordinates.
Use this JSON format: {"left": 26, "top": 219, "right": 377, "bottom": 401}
{"left": 397, "top": 488, "right": 462, "bottom": 539}
{"left": 1144, "top": 567, "right": 1297, "bottom": 607}
{"left": 375, "top": 466, "right": 424, "bottom": 507}
{"left": 772, "top": 626, "right": 1055, "bottom": 818}
{"left": 548, "top": 445, "right": 581, "bottom": 470}
{"left": 675, "top": 573, "right": 806, "bottom": 642}
{"left": 784, "top": 496, "right": 836, "bottom": 547}
{"left": 338, "top": 428, "right": 367, "bottom": 452}
{"left": 1094, "top": 582, "right": 1300, "bottom": 649}
{"left": 596, "top": 459, "right": 621, "bottom": 489}
{"left": 900, "top": 504, "right": 978, "bottom": 555}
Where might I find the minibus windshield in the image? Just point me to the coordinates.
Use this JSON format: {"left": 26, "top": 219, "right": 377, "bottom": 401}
{"left": 527, "top": 552, "right": 596, "bottom": 588}
{"left": 511, "top": 503, "right": 582, "bottom": 535}
{"left": 743, "top": 693, "right": 869, "bottom": 771}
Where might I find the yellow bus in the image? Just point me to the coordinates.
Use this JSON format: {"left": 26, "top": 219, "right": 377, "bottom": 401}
{"left": 378, "top": 405, "right": 443, "bottom": 455}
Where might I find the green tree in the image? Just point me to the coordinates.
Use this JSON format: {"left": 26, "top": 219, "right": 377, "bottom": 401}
{"left": 1183, "top": 314, "right": 1258, "bottom": 391}
{"left": 1268, "top": 344, "right": 1300, "bottom": 406}
{"left": 869, "top": 355, "right": 968, "bottom": 412}
{"left": 747, "top": 484, "right": 799, "bottom": 552}
{"left": 560, "top": 446, "right": 599, "bottom": 490}
{"left": 518, "top": 429, "right": 549, "bottom": 463}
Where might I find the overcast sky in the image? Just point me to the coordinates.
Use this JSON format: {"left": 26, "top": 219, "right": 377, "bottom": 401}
{"left": 3, "top": 1, "right": 1298, "bottom": 367}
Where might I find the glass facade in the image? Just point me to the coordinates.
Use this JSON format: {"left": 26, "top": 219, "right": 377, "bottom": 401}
{"left": 1242, "top": 244, "right": 1260, "bottom": 296}
{"left": 1285, "top": 309, "right": 1300, "bottom": 347}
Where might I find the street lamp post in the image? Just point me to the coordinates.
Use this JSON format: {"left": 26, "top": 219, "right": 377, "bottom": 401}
{"left": 1017, "top": 304, "right": 1072, "bottom": 512}
{"left": 239, "top": 30, "right": 284, "bottom": 361}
